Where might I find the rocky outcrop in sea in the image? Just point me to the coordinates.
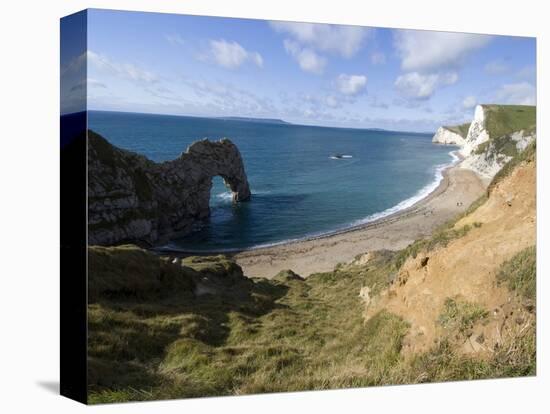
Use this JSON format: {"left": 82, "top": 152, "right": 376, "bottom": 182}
{"left": 88, "top": 130, "right": 251, "bottom": 246}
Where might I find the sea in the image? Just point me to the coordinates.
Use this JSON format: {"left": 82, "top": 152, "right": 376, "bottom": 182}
{"left": 88, "top": 110, "right": 458, "bottom": 251}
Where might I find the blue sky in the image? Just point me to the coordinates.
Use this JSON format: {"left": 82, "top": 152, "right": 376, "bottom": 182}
{"left": 66, "top": 9, "right": 536, "bottom": 132}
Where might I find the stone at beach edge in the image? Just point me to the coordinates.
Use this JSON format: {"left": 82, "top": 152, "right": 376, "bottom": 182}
{"left": 87, "top": 130, "right": 251, "bottom": 246}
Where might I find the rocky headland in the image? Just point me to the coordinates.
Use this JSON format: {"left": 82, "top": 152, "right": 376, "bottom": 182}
{"left": 88, "top": 130, "right": 251, "bottom": 246}
{"left": 433, "top": 104, "right": 536, "bottom": 180}
{"left": 432, "top": 123, "right": 470, "bottom": 146}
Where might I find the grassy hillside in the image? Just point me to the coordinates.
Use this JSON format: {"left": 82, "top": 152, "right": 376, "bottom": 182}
{"left": 482, "top": 104, "right": 536, "bottom": 139}
{"left": 444, "top": 122, "right": 471, "bottom": 138}
{"left": 443, "top": 105, "right": 535, "bottom": 159}
{"left": 89, "top": 244, "right": 535, "bottom": 403}
{"left": 88, "top": 247, "right": 410, "bottom": 402}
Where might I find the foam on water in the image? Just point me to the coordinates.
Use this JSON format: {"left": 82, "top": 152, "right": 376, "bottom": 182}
{"left": 349, "top": 149, "right": 459, "bottom": 227}
{"left": 169, "top": 149, "right": 461, "bottom": 253}
{"left": 216, "top": 192, "right": 233, "bottom": 201}
{"left": 215, "top": 189, "right": 272, "bottom": 202}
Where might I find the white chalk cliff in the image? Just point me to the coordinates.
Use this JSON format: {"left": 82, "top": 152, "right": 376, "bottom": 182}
{"left": 432, "top": 127, "right": 467, "bottom": 146}
{"left": 434, "top": 104, "right": 536, "bottom": 180}
{"left": 460, "top": 105, "right": 491, "bottom": 157}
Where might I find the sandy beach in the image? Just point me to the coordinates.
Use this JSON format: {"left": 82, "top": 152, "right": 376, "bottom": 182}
{"left": 231, "top": 165, "right": 486, "bottom": 278}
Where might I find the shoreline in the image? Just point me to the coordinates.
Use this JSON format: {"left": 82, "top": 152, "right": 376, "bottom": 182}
{"left": 231, "top": 164, "right": 485, "bottom": 278}
{"left": 157, "top": 150, "right": 462, "bottom": 255}
{"left": 161, "top": 157, "right": 486, "bottom": 279}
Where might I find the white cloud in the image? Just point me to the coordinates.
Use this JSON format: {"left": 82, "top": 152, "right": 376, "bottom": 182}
{"left": 371, "top": 52, "right": 386, "bottom": 65}
{"left": 394, "top": 71, "right": 458, "bottom": 100}
{"left": 250, "top": 52, "right": 264, "bottom": 68}
{"left": 284, "top": 40, "right": 326, "bottom": 74}
{"left": 336, "top": 74, "right": 367, "bottom": 96}
{"left": 205, "top": 39, "right": 264, "bottom": 69}
{"left": 484, "top": 60, "right": 508, "bottom": 75}
{"left": 462, "top": 95, "right": 477, "bottom": 109}
{"left": 494, "top": 82, "right": 536, "bottom": 105}
{"left": 270, "top": 21, "right": 370, "bottom": 58}
{"left": 165, "top": 33, "right": 185, "bottom": 46}
{"left": 87, "top": 51, "right": 158, "bottom": 83}
{"left": 394, "top": 30, "right": 492, "bottom": 72}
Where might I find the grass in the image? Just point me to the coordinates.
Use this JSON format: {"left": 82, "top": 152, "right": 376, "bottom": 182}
{"left": 409, "top": 246, "right": 537, "bottom": 383}
{"left": 87, "top": 247, "right": 411, "bottom": 402}
{"left": 438, "top": 298, "right": 488, "bottom": 335}
{"left": 444, "top": 122, "right": 471, "bottom": 138}
{"left": 481, "top": 105, "right": 536, "bottom": 139}
{"left": 497, "top": 246, "right": 536, "bottom": 303}
{"left": 88, "top": 245, "right": 195, "bottom": 302}
{"left": 87, "top": 238, "right": 535, "bottom": 403}
{"left": 401, "top": 329, "right": 535, "bottom": 383}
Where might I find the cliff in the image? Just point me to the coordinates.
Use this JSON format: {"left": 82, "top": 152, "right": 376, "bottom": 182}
{"left": 365, "top": 140, "right": 536, "bottom": 357}
{"left": 432, "top": 123, "right": 470, "bottom": 145}
{"left": 436, "top": 104, "right": 535, "bottom": 179}
{"left": 88, "top": 131, "right": 251, "bottom": 246}
{"left": 88, "top": 142, "right": 536, "bottom": 403}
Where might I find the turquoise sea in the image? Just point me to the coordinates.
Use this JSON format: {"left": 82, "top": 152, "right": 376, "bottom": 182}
{"left": 88, "top": 111, "right": 457, "bottom": 251}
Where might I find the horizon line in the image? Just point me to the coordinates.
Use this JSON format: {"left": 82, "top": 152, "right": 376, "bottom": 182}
{"left": 73, "top": 108, "right": 436, "bottom": 135}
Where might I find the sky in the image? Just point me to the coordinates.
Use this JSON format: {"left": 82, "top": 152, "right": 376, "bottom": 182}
{"left": 62, "top": 9, "right": 536, "bottom": 132}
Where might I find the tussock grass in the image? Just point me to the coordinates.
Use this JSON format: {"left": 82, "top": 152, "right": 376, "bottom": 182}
{"left": 88, "top": 241, "right": 536, "bottom": 403}
{"left": 87, "top": 247, "right": 411, "bottom": 402}
{"left": 88, "top": 245, "right": 195, "bottom": 302}
{"left": 401, "top": 328, "right": 535, "bottom": 383}
{"left": 438, "top": 298, "right": 489, "bottom": 335}
{"left": 497, "top": 246, "right": 536, "bottom": 303}
{"left": 88, "top": 242, "right": 536, "bottom": 403}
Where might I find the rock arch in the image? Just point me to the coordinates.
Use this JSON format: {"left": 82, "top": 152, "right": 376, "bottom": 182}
{"left": 180, "top": 138, "right": 251, "bottom": 202}
{"left": 88, "top": 131, "right": 251, "bottom": 246}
